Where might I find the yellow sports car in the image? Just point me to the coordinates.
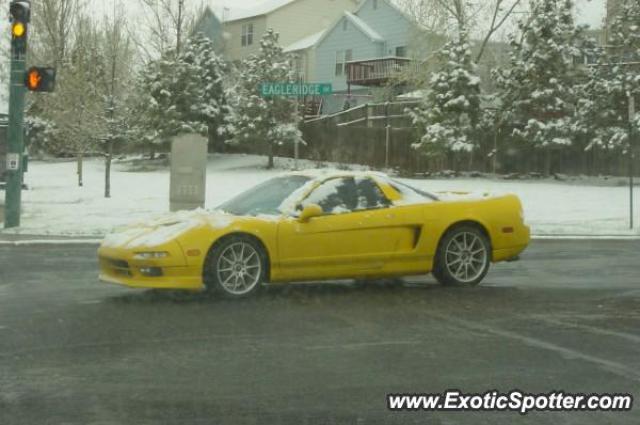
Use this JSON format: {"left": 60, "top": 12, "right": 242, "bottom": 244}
{"left": 98, "top": 171, "right": 530, "bottom": 297}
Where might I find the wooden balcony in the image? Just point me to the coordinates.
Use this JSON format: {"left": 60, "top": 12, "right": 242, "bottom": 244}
{"left": 346, "top": 57, "right": 412, "bottom": 87}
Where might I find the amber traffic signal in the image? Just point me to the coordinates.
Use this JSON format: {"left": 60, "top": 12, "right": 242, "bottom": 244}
{"left": 12, "top": 21, "right": 26, "bottom": 38}
{"left": 25, "top": 67, "right": 56, "bottom": 92}
{"left": 9, "top": 1, "right": 30, "bottom": 55}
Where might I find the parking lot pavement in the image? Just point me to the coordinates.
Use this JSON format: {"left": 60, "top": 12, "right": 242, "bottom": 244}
{"left": 0, "top": 240, "right": 639, "bottom": 424}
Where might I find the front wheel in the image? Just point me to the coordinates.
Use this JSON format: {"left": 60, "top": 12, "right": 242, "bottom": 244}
{"left": 433, "top": 226, "right": 491, "bottom": 286}
{"left": 204, "top": 236, "right": 267, "bottom": 298}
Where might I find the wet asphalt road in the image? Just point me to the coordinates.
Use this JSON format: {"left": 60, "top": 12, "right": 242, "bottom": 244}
{"left": 0, "top": 240, "right": 639, "bottom": 425}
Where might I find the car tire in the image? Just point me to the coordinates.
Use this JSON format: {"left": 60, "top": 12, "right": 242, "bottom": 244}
{"left": 204, "top": 235, "right": 268, "bottom": 298}
{"left": 433, "top": 225, "right": 491, "bottom": 287}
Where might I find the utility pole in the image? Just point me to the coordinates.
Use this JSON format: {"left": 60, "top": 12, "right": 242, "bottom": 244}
{"left": 4, "top": 1, "right": 30, "bottom": 229}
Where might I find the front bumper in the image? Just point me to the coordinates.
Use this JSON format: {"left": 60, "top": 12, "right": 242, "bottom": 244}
{"left": 98, "top": 244, "right": 204, "bottom": 290}
{"left": 99, "top": 268, "right": 204, "bottom": 290}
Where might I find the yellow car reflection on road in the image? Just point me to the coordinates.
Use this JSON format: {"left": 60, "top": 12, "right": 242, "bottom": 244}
{"left": 98, "top": 171, "right": 530, "bottom": 297}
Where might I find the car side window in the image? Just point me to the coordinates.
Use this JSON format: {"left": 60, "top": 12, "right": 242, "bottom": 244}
{"left": 354, "top": 177, "right": 391, "bottom": 211}
{"left": 301, "top": 177, "right": 357, "bottom": 214}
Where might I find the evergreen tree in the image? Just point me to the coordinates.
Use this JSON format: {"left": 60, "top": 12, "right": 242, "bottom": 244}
{"left": 495, "top": 0, "right": 591, "bottom": 174}
{"left": 574, "top": 0, "right": 640, "bottom": 156}
{"left": 135, "top": 33, "right": 227, "bottom": 152}
{"left": 223, "top": 29, "right": 303, "bottom": 169}
{"left": 188, "top": 33, "right": 229, "bottom": 147}
{"left": 408, "top": 30, "right": 481, "bottom": 163}
{"left": 25, "top": 116, "right": 58, "bottom": 156}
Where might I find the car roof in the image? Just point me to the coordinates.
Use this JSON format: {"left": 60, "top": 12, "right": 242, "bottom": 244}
{"left": 282, "top": 169, "right": 390, "bottom": 183}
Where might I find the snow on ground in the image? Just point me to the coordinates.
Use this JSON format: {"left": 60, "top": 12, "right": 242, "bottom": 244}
{"left": 1, "top": 153, "right": 639, "bottom": 237}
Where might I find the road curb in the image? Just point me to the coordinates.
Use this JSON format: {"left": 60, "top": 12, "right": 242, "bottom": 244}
{"left": 532, "top": 235, "right": 640, "bottom": 240}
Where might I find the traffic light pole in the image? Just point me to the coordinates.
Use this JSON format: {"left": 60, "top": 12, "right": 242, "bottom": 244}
{"left": 4, "top": 45, "right": 26, "bottom": 228}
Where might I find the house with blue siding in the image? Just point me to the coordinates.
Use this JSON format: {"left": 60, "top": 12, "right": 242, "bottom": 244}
{"left": 284, "top": 0, "right": 415, "bottom": 114}
{"left": 193, "top": 0, "right": 360, "bottom": 62}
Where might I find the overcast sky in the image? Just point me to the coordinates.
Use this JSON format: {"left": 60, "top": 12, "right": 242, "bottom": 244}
{"left": 90, "top": 0, "right": 608, "bottom": 29}
{"left": 0, "top": 0, "right": 612, "bottom": 112}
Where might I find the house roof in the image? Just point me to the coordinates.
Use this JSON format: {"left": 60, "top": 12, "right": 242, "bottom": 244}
{"left": 284, "top": 30, "right": 325, "bottom": 52}
{"left": 344, "top": 11, "right": 384, "bottom": 42}
{"left": 224, "top": 0, "right": 298, "bottom": 22}
{"left": 354, "top": 0, "right": 414, "bottom": 23}
{"left": 313, "top": 9, "right": 385, "bottom": 48}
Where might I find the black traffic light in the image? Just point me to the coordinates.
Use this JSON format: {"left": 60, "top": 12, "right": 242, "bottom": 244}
{"left": 25, "top": 67, "right": 56, "bottom": 92}
{"left": 9, "top": 1, "right": 31, "bottom": 56}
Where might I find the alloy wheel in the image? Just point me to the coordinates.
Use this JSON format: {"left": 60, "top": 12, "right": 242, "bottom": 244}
{"left": 444, "top": 232, "right": 488, "bottom": 284}
{"left": 216, "top": 242, "right": 262, "bottom": 296}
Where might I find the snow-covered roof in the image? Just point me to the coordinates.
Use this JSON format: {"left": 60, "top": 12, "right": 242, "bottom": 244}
{"left": 344, "top": 11, "right": 384, "bottom": 42}
{"left": 224, "top": 0, "right": 298, "bottom": 22}
{"left": 285, "top": 169, "right": 389, "bottom": 180}
{"left": 314, "top": 10, "right": 385, "bottom": 49}
{"left": 283, "top": 30, "right": 325, "bottom": 52}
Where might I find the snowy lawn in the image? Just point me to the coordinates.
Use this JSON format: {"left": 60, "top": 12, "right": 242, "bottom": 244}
{"left": 1, "top": 153, "right": 639, "bottom": 237}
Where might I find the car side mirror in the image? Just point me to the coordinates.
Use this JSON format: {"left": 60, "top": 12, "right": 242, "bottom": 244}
{"left": 298, "top": 204, "right": 323, "bottom": 222}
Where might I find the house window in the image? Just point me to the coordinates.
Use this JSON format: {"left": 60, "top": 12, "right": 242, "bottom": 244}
{"left": 344, "top": 50, "right": 353, "bottom": 78}
{"left": 294, "top": 55, "right": 306, "bottom": 81}
{"left": 335, "top": 50, "right": 352, "bottom": 76}
{"left": 335, "top": 50, "right": 345, "bottom": 76}
{"left": 343, "top": 19, "right": 348, "bottom": 31}
{"left": 241, "top": 23, "right": 254, "bottom": 47}
{"left": 395, "top": 46, "right": 407, "bottom": 57}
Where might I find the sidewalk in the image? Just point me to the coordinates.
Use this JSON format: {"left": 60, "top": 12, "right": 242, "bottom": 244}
{"left": 0, "top": 225, "right": 102, "bottom": 245}
{"left": 0, "top": 236, "right": 102, "bottom": 245}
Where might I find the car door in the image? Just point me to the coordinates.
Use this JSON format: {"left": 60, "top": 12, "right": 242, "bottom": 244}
{"left": 277, "top": 176, "right": 411, "bottom": 281}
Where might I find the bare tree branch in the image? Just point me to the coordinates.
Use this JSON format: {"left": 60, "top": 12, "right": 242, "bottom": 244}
{"left": 475, "top": 0, "right": 523, "bottom": 63}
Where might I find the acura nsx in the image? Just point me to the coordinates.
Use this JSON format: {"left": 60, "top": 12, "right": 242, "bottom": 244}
{"left": 98, "top": 171, "right": 530, "bottom": 297}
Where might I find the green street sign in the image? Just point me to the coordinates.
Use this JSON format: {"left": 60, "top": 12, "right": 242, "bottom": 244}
{"left": 260, "top": 82, "right": 333, "bottom": 97}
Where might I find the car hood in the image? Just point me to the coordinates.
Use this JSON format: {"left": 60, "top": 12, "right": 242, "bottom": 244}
{"left": 101, "top": 209, "right": 236, "bottom": 249}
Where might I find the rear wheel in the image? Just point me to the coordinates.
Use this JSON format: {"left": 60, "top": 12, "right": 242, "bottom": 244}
{"left": 204, "top": 236, "right": 267, "bottom": 298}
{"left": 433, "top": 226, "right": 491, "bottom": 286}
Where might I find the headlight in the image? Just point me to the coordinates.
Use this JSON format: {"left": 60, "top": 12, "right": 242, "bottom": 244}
{"left": 133, "top": 252, "right": 170, "bottom": 260}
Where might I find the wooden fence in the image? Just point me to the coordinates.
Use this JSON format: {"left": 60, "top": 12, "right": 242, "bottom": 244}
{"left": 229, "top": 100, "right": 637, "bottom": 176}
{"left": 299, "top": 101, "right": 420, "bottom": 171}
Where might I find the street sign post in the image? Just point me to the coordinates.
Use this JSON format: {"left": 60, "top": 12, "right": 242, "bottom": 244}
{"left": 260, "top": 82, "right": 332, "bottom": 169}
{"left": 629, "top": 94, "right": 635, "bottom": 230}
{"left": 260, "top": 82, "right": 333, "bottom": 98}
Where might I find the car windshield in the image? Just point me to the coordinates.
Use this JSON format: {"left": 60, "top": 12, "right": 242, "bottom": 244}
{"left": 389, "top": 179, "right": 440, "bottom": 202}
{"left": 217, "top": 175, "right": 311, "bottom": 216}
